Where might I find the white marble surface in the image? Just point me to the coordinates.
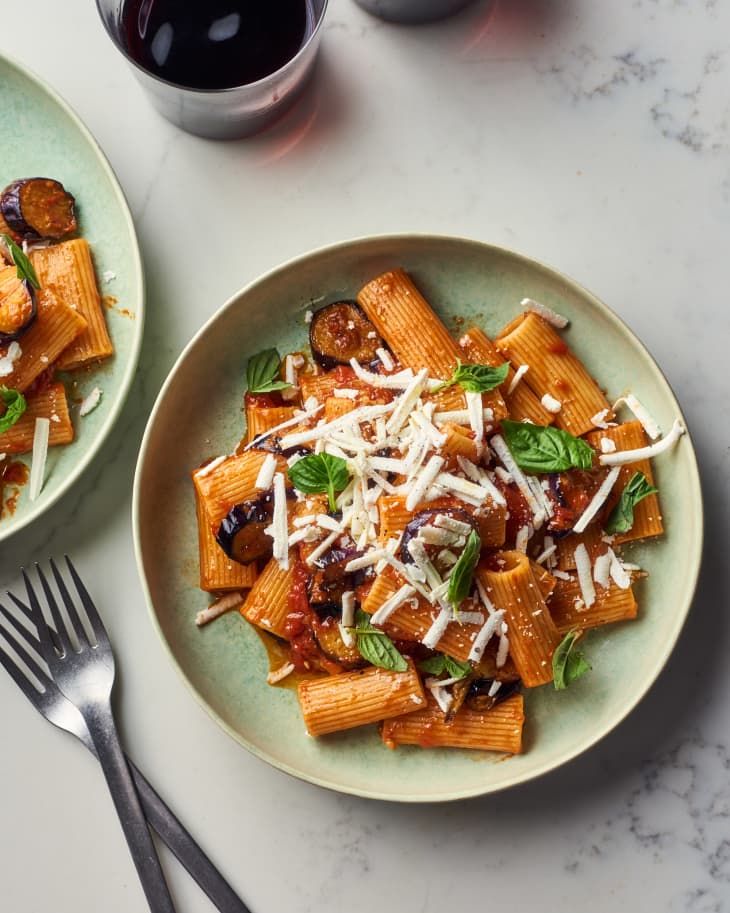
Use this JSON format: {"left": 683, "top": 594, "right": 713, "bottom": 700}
{"left": 1, "top": 0, "right": 728, "bottom": 910}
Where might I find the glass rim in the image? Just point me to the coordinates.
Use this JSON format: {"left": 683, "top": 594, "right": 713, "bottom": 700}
{"left": 95, "top": 0, "right": 329, "bottom": 95}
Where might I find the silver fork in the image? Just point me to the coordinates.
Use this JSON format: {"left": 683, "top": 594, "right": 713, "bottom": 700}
{"left": 0, "top": 591, "right": 252, "bottom": 913}
{"left": 22, "top": 558, "right": 177, "bottom": 913}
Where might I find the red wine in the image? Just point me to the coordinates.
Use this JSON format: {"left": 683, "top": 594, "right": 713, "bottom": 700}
{"left": 122, "top": 0, "right": 313, "bottom": 90}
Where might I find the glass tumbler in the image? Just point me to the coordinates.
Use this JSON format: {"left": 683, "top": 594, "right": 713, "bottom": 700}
{"left": 95, "top": 0, "right": 329, "bottom": 140}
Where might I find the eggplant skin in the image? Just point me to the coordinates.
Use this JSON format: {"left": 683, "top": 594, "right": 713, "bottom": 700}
{"left": 314, "top": 618, "right": 366, "bottom": 670}
{"left": 216, "top": 499, "right": 272, "bottom": 565}
{"left": 1, "top": 178, "right": 77, "bottom": 241}
{"left": 466, "top": 679, "right": 520, "bottom": 711}
{"left": 309, "top": 300, "right": 384, "bottom": 369}
{"left": 0, "top": 275, "right": 37, "bottom": 343}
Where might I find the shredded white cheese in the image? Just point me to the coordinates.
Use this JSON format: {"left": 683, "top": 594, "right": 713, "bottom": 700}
{"left": 540, "top": 393, "right": 562, "bottom": 414}
{"left": 376, "top": 347, "right": 395, "bottom": 371}
{"left": 79, "top": 386, "right": 103, "bottom": 416}
{"left": 370, "top": 584, "right": 416, "bottom": 626}
{"left": 572, "top": 466, "right": 621, "bottom": 534}
{"left": 426, "top": 676, "right": 454, "bottom": 713}
{"left": 195, "top": 592, "right": 245, "bottom": 626}
{"left": 491, "top": 434, "right": 546, "bottom": 527}
{"left": 614, "top": 394, "right": 661, "bottom": 440}
{"left": 608, "top": 548, "right": 632, "bottom": 589}
{"left": 29, "top": 418, "right": 50, "bottom": 502}
{"left": 574, "top": 543, "right": 596, "bottom": 608}
{"left": 0, "top": 341, "right": 22, "bottom": 377}
{"left": 593, "top": 552, "right": 612, "bottom": 589}
{"left": 245, "top": 402, "right": 323, "bottom": 451}
{"left": 600, "top": 437, "right": 617, "bottom": 453}
{"left": 422, "top": 605, "right": 453, "bottom": 649}
{"left": 267, "top": 663, "right": 296, "bottom": 685}
{"left": 465, "top": 390, "right": 485, "bottom": 451}
{"left": 194, "top": 455, "right": 226, "bottom": 479}
{"left": 496, "top": 630, "right": 510, "bottom": 667}
{"left": 507, "top": 364, "right": 529, "bottom": 395}
{"left": 591, "top": 409, "right": 613, "bottom": 430}
{"left": 269, "top": 472, "right": 289, "bottom": 568}
{"left": 599, "top": 419, "right": 685, "bottom": 466}
{"left": 515, "top": 525, "right": 531, "bottom": 553}
{"left": 520, "top": 297, "right": 569, "bottom": 328}
{"left": 254, "top": 452, "right": 277, "bottom": 490}
{"left": 406, "top": 455, "right": 445, "bottom": 511}
{"left": 468, "top": 609, "right": 506, "bottom": 662}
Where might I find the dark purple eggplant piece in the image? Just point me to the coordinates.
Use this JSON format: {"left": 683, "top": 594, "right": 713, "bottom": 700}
{"left": 216, "top": 499, "right": 272, "bottom": 565}
{"left": 308, "top": 547, "right": 357, "bottom": 609}
{"left": 0, "top": 271, "right": 37, "bottom": 343}
{"left": 313, "top": 619, "right": 366, "bottom": 670}
{"left": 1, "top": 178, "right": 77, "bottom": 241}
{"left": 400, "top": 508, "right": 478, "bottom": 565}
{"left": 311, "top": 546, "right": 360, "bottom": 571}
{"left": 252, "top": 434, "right": 312, "bottom": 460}
{"left": 465, "top": 678, "right": 520, "bottom": 712}
{"left": 309, "top": 300, "right": 384, "bottom": 369}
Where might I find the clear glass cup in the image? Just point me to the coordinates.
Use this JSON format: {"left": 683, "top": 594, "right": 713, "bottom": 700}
{"left": 353, "top": 0, "right": 476, "bottom": 23}
{"left": 95, "top": 0, "right": 328, "bottom": 140}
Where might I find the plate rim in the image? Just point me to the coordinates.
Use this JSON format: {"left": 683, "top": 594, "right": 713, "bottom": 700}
{"left": 132, "top": 232, "right": 703, "bottom": 801}
{"left": 0, "top": 50, "right": 145, "bottom": 543}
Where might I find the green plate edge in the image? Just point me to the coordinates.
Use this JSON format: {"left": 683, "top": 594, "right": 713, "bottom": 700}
{"left": 0, "top": 51, "right": 144, "bottom": 541}
{"left": 132, "top": 234, "right": 703, "bottom": 802}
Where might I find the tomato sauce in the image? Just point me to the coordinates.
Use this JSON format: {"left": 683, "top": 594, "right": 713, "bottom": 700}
{"left": 244, "top": 390, "right": 284, "bottom": 409}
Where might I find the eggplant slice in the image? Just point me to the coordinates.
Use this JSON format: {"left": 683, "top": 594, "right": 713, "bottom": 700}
{"left": 465, "top": 678, "right": 520, "bottom": 712}
{"left": 309, "top": 300, "right": 384, "bottom": 369}
{"left": 0, "top": 269, "right": 37, "bottom": 343}
{"left": 216, "top": 498, "right": 272, "bottom": 565}
{"left": 313, "top": 619, "right": 365, "bottom": 670}
{"left": 1, "top": 178, "right": 77, "bottom": 241}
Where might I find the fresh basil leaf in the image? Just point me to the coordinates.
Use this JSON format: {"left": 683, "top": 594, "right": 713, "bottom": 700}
{"left": 246, "top": 348, "right": 291, "bottom": 394}
{"left": 0, "top": 387, "right": 26, "bottom": 433}
{"left": 288, "top": 452, "right": 351, "bottom": 512}
{"left": 418, "top": 654, "right": 446, "bottom": 675}
{"left": 553, "top": 628, "right": 591, "bottom": 690}
{"left": 501, "top": 419, "right": 594, "bottom": 473}
{"left": 605, "top": 471, "right": 658, "bottom": 535}
{"left": 417, "top": 654, "right": 472, "bottom": 678}
{"left": 447, "top": 529, "right": 481, "bottom": 608}
{"left": 417, "top": 655, "right": 447, "bottom": 675}
{"left": 2, "top": 234, "right": 40, "bottom": 290}
{"left": 444, "top": 655, "right": 473, "bottom": 679}
{"left": 443, "top": 360, "right": 510, "bottom": 393}
{"left": 354, "top": 608, "right": 407, "bottom": 672}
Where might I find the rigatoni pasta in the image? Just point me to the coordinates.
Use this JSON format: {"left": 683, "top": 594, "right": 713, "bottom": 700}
{"left": 0, "top": 176, "right": 116, "bottom": 515}
{"left": 191, "top": 266, "right": 685, "bottom": 758}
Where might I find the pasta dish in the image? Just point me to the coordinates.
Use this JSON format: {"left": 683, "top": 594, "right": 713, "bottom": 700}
{"left": 0, "top": 177, "right": 113, "bottom": 510}
{"left": 192, "top": 267, "right": 684, "bottom": 754}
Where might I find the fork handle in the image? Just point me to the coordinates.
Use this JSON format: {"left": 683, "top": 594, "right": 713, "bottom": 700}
{"left": 84, "top": 707, "right": 177, "bottom": 913}
{"left": 126, "top": 757, "right": 253, "bottom": 913}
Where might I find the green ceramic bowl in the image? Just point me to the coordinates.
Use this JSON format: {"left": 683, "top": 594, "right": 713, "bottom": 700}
{"left": 0, "top": 53, "right": 144, "bottom": 541}
{"left": 133, "top": 235, "right": 702, "bottom": 801}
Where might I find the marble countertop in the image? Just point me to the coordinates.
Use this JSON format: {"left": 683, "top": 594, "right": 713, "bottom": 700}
{"left": 1, "top": 1, "right": 728, "bottom": 910}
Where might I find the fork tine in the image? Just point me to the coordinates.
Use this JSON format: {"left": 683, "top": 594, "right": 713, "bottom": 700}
{"left": 22, "top": 568, "right": 60, "bottom": 658}
{"left": 34, "top": 563, "right": 74, "bottom": 655}
{"left": 64, "top": 556, "right": 108, "bottom": 645}
{"left": 0, "top": 601, "right": 51, "bottom": 693}
{"left": 7, "top": 590, "right": 63, "bottom": 655}
{"left": 50, "top": 557, "right": 92, "bottom": 649}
